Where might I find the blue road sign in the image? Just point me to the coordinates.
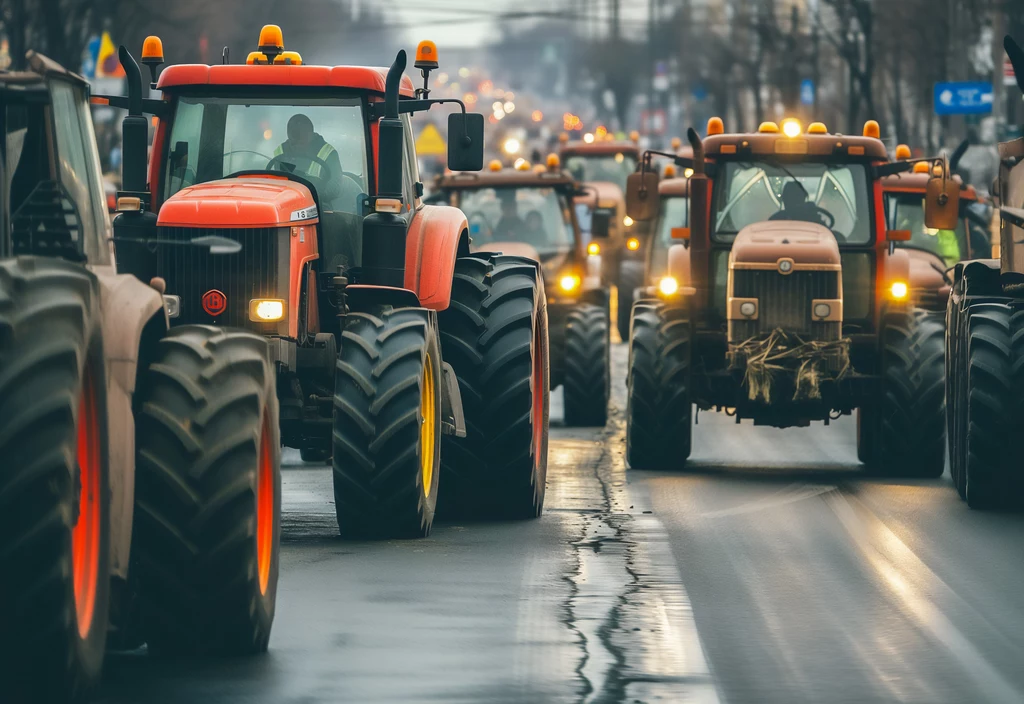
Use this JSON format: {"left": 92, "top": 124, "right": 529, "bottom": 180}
{"left": 934, "top": 81, "right": 993, "bottom": 115}
{"left": 800, "top": 79, "right": 815, "bottom": 106}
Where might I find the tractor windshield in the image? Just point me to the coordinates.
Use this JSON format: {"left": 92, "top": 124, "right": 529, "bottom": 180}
{"left": 457, "top": 187, "right": 574, "bottom": 256}
{"left": 564, "top": 153, "right": 637, "bottom": 190}
{"left": 163, "top": 96, "right": 369, "bottom": 215}
{"left": 887, "top": 192, "right": 967, "bottom": 266}
{"left": 712, "top": 161, "right": 871, "bottom": 245}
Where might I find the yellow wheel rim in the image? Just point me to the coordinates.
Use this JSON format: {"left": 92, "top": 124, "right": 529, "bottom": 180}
{"left": 420, "top": 353, "right": 437, "bottom": 498}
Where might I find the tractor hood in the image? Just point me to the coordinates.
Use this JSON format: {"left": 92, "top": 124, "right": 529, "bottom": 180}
{"left": 158, "top": 177, "right": 319, "bottom": 228}
{"left": 730, "top": 221, "right": 840, "bottom": 268}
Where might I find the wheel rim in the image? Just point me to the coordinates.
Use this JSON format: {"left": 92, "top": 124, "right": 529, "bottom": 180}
{"left": 532, "top": 319, "right": 544, "bottom": 470}
{"left": 73, "top": 368, "right": 101, "bottom": 639}
{"left": 256, "top": 411, "right": 274, "bottom": 596}
{"left": 420, "top": 353, "right": 436, "bottom": 498}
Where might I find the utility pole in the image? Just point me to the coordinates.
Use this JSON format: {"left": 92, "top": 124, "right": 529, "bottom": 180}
{"left": 648, "top": 0, "right": 657, "bottom": 136}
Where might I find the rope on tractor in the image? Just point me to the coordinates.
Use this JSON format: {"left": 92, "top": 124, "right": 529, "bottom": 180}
{"left": 728, "top": 328, "right": 851, "bottom": 404}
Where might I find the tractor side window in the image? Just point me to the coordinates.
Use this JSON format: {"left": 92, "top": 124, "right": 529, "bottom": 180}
{"left": 400, "top": 114, "right": 416, "bottom": 210}
{"left": 49, "top": 80, "right": 110, "bottom": 264}
{"left": 166, "top": 98, "right": 204, "bottom": 193}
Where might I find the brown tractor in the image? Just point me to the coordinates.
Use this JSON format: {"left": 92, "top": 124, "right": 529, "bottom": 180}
{"left": 625, "top": 117, "right": 957, "bottom": 476}
{"left": 945, "top": 35, "right": 1024, "bottom": 509}
{"left": 100, "top": 28, "right": 550, "bottom": 536}
{"left": 561, "top": 136, "right": 647, "bottom": 339}
{"left": 884, "top": 142, "right": 988, "bottom": 311}
{"left": 431, "top": 157, "right": 610, "bottom": 425}
{"left": 0, "top": 53, "right": 280, "bottom": 702}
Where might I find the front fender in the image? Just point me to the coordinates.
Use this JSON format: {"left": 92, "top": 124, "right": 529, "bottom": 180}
{"left": 405, "top": 205, "right": 469, "bottom": 311}
{"left": 90, "top": 265, "right": 168, "bottom": 580}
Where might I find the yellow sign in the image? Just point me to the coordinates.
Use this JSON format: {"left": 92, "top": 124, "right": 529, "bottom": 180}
{"left": 415, "top": 123, "right": 447, "bottom": 156}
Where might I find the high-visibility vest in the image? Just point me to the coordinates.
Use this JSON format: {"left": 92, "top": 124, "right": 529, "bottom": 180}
{"left": 273, "top": 141, "right": 336, "bottom": 178}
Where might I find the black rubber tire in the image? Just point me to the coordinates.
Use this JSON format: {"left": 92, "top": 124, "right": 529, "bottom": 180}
{"left": 626, "top": 301, "right": 692, "bottom": 470}
{"left": 437, "top": 253, "right": 549, "bottom": 519}
{"left": 945, "top": 287, "right": 962, "bottom": 494}
{"left": 616, "top": 260, "right": 645, "bottom": 341}
{"left": 332, "top": 307, "right": 441, "bottom": 538}
{"left": 133, "top": 326, "right": 280, "bottom": 655}
{"left": 563, "top": 303, "right": 610, "bottom": 427}
{"left": 959, "top": 303, "right": 1020, "bottom": 509}
{"left": 0, "top": 258, "right": 111, "bottom": 703}
{"left": 300, "top": 446, "right": 330, "bottom": 464}
{"left": 864, "top": 310, "right": 946, "bottom": 478}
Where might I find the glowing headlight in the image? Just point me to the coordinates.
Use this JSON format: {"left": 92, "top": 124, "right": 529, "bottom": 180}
{"left": 623, "top": 215, "right": 634, "bottom": 227}
{"left": 626, "top": 237, "right": 640, "bottom": 251}
{"left": 890, "top": 281, "right": 909, "bottom": 300}
{"left": 782, "top": 118, "right": 802, "bottom": 138}
{"left": 683, "top": 167, "right": 694, "bottom": 178}
{"left": 502, "top": 137, "right": 521, "bottom": 155}
{"left": 658, "top": 276, "right": 679, "bottom": 296}
{"left": 739, "top": 301, "right": 757, "bottom": 317}
{"left": 587, "top": 242, "right": 601, "bottom": 255}
{"left": 813, "top": 302, "right": 831, "bottom": 318}
{"left": 559, "top": 274, "right": 581, "bottom": 292}
{"left": 250, "top": 298, "right": 286, "bottom": 322}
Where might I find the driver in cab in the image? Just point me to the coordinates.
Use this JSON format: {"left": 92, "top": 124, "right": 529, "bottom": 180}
{"left": 273, "top": 114, "right": 343, "bottom": 202}
{"left": 770, "top": 181, "right": 831, "bottom": 228}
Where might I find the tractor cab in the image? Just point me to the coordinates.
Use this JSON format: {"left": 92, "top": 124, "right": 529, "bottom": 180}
{"left": 2, "top": 52, "right": 112, "bottom": 265}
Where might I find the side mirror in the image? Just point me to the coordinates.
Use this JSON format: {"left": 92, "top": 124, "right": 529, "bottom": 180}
{"left": 591, "top": 210, "right": 611, "bottom": 238}
{"left": 447, "top": 112, "right": 484, "bottom": 172}
{"left": 626, "top": 171, "right": 660, "bottom": 221}
{"left": 925, "top": 176, "right": 961, "bottom": 231}
{"left": 886, "top": 229, "right": 912, "bottom": 242}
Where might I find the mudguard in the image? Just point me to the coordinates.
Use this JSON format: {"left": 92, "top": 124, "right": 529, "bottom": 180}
{"left": 404, "top": 205, "right": 469, "bottom": 311}
{"left": 90, "top": 265, "right": 168, "bottom": 580}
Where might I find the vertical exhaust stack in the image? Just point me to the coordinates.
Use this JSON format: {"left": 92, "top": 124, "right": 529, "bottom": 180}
{"left": 360, "top": 50, "right": 409, "bottom": 288}
{"left": 118, "top": 46, "right": 149, "bottom": 199}
{"left": 687, "top": 127, "right": 710, "bottom": 309}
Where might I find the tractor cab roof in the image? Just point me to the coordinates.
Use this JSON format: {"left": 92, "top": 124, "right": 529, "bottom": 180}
{"left": 703, "top": 132, "right": 889, "bottom": 161}
{"left": 156, "top": 64, "right": 416, "bottom": 96}
{"left": 658, "top": 177, "right": 690, "bottom": 197}
{"left": 560, "top": 141, "right": 639, "bottom": 156}
{"left": 882, "top": 171, "right": 978, "bottom": 201}
{"left": 0, "top": 51, "right": 87, "bottom": 93}
{"left": 436, "top": 169, "right": 576, "bottom": 190}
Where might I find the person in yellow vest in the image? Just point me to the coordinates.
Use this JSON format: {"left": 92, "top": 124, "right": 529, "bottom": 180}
{"left": 273, "top": 114, "right": 343, "bottom": 201}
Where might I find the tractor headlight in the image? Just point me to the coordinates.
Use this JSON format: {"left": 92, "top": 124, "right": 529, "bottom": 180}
{"left": 623, "top": 215, "right": 634, "bottom": 227}
{"left": 587, "top": 242, "right": 601, "bottom": 255}
{"left": 889, "top": 281, "right": 909, "bottom": 300}
{"left": 626, "top": 237, "right": 640, "bottom": 251}
{"left": 559, "top": 274, "right": 581, "bottom": 293}
{"left": 739, "top": 301, "right": 757, "bottom": 317}
{"left": 250, "top": 298, "right": 286, "bottom": 322}
{"left": 658, "top": 276, "right": 679, "bottom": 296}
{"left": 813, "top": 302, "right": 831, "bottom": 319}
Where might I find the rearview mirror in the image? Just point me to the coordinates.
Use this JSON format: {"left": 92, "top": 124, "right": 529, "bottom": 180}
{"left": 447, "top": 112, "right": 485, "bottom": 172}
{"left": 925, "top": 176, "right": 961, "bottom": 231}
{"left": 626, "top": 171, "right": 660, "bottom": 221}
{"left": 591, "top": 210, "right": 612, "bottom": 239}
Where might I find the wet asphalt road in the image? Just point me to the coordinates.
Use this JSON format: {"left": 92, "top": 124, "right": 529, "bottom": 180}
{"left": 96, "top": 344, "right": 1024, "bottom": 704}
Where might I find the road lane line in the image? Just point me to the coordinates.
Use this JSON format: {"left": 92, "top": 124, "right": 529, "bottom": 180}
{"left": 700, "top": 482, "right": 837, "bottom": 519}
{"left": 826, "top": 490, "right": 1023, "bottom": 704}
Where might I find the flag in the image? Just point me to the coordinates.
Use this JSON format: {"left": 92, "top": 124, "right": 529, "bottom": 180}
{"left": 96, "top": 31, "right": 125, "bottom": 78}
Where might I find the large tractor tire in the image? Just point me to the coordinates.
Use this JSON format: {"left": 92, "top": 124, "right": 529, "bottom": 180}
{"left": 332, "top": 307, "right": 441, "bottom": 538}
{"left": 133, "top": 326, "right": 280, "bottom": 655}
{"left": 616, "top": 260, "right": 645, "bottom": 341}
{"left": 563, "top": 303, "right": 610, "bottom": 427}
{"left": 958, "top": 303, "right": 1023, "bottom": 509}
{"left": 626, "top": 301, "right": 692, "bottom": 470}
{"left": 438, "top": 253, "right": 549, "bottom": 519}
{"left": 0, "top": 258, "right": 110, "bottom": 702}
{"left": 861, "top": 310, "right": 946, "bottom": 477}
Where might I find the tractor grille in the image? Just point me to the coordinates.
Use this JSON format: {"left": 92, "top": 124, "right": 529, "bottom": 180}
{"left": 730, "top": 268, "right": 840, "bottom": 342}
{"left": 157, "top": 226, "right": 286, "bottom": 330}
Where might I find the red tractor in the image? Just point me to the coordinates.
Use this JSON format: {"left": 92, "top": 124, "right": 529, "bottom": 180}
{"left": 102, "top": 28, "right": 550, "bottom": 537}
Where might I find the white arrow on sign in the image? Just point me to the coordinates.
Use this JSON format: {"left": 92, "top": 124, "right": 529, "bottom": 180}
{"left": 940, "top": 89, "right": 954, "bottom": 105}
